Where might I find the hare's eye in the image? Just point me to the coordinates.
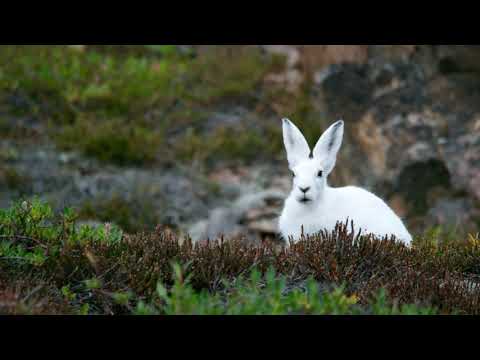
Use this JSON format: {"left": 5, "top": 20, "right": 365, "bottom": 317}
{"left": 291, "top": 171, "right": 296, "bottom": 178}
{"left": 317, "top": 171, "right": 323, "bottom": 178}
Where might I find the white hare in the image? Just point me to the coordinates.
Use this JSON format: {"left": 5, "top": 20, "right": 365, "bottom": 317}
{"left": 278, "top": 118, "right": 412, "bottom": 245}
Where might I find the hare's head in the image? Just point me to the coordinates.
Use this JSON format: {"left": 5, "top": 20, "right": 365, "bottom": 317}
{"left": 282, "top": 118, "right": 344, "bottom": 205}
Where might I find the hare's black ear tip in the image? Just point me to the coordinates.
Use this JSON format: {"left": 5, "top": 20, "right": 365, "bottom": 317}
{"left": 282, "top": 118, "right": 290, "bottom": 124}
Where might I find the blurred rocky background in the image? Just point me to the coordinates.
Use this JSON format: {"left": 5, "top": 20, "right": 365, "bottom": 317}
{"left": 1, "top": 45, "right": 479, "bottom": 244}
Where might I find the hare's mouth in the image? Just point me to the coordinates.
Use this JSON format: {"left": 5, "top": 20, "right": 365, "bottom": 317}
{"left": 298, "top": 197, "right": 312, "bottom": 204}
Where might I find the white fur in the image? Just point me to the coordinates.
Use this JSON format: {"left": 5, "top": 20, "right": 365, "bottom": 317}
{"left": 278, "top": 118, "right": 412, "bottom": 245}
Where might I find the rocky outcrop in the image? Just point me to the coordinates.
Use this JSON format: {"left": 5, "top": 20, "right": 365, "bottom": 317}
{"left": 187, "top": 189, "right": 286, "bottom": 245}
{"left": 310, "top": 46, "right": 480, "bottom": 233}
{"left": 257, "top": 45, "right": 480, "bottom": 235}
{"left": 0, "top": 141, "right": 216, "bottom": 231}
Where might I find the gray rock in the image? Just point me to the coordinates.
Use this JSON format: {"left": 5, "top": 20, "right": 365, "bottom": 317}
{"left": 0, "top": 142, "right": 214, "bottom": 231}
{"left": 313, "top": 51, "right": 480, "bottom": 232}
{"left": 188, "top": 189, "right": 287, "bottom": 244}
{"left": 427, "top": 198, "right": 480, "bottom": 232}
{"left": 186, "top": 220, "right": 209, "bottom": 243}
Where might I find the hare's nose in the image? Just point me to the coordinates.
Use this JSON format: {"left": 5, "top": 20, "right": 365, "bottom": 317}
{"left": 299, "top": 187, "right": 311, "bottom": 194}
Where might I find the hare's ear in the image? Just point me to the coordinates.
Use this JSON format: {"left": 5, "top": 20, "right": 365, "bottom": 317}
{"left": 282, "top": 118, "right": 310, "bottom": 169}
{"left": 312, "top": 120, "right": 344, "bottom": 175}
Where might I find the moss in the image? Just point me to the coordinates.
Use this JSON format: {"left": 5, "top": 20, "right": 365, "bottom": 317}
{"left": 0, "top": 111, "right": 41, "bottom": 140}
{"left": 174, "top": 126, "right": 278, "bottom": 167}
{"left": 77, "top": 195, "right": 158, "bottom": 234}
{"left": 0, "top": 45, "right": 283, "bottom": 166}
{"left": 0, "top": 166, "right": 30, "bottom": 193}
{"left": 255, "top": 79, "right": 330, "bottom": 160}
{"left": 0, "top": 46, "right": 181, "bottom": 116}
{"left": 0, "top": 118, "right": 9, "bottom": 135}
{"left": 55, "top": 118, "right": 162, "bottom": 166}
{"left": 0, "top": 148, "right": 18, "bottom": 162}
{"left": 0, "top": 45, "right": 275, "bottom": 117}
{"left": 268, "top": 53, "right": 289, "bottom": 73}
{"left": 181, "top": 46, "right": 275, "bottom": 104}
{"left": 88, "top": 45, "right": 183, "bottom": 60}
{"left": 284, "top": 81, "right": 329, "bottom": 147}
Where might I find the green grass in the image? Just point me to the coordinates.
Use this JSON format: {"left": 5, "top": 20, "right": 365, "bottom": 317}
{"left": 175, "top": 126, "right": 276, "bottom": 166}
{"left": 0, "top": 45, "right": 179, "bottom": 116}
{"left": 0, "top": 198, "right": 123, "bottom": 246}
{"left": 0, "top": 45, "right": 329, "bottom": 169}
{"left": 136, "top": 264, "right": 437, "bottom": 315}
{"left": 0, "top": 45, "right": 289, "bottom": 167}
{"left": 181, "top": 46, "right": 272, "bottom": 104}
{"left": 1, "top": 199, "right": 479, "bottom": 315}
{"left": 0, "top": 166, "right": 29, "bottom": 192}
{"left": 56, "top": 117, "right": 162, "bottom": 166}
{"left": 78, "top": 195, "right": 159, "bottom": 234}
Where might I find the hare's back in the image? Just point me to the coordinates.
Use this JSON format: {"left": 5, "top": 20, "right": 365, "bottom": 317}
{"left": 329, "top": 186, "right": 411, "bottom": 243}
{"left": 331, "top": 186, "right": 397, "bottom": 218}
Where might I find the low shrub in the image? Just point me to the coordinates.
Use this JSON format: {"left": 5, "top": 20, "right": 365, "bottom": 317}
{"left": 1, "top": 199, "right": 479, "bottom": 315}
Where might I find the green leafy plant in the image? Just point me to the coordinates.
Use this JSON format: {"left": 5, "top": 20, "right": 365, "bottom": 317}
{"left": 146, "top": 264, "right": 437, "bottom": 315}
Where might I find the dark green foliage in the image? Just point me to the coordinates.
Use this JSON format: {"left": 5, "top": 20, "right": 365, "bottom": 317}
{"left": 174, "top": 126, "right": 274, "bottom": 166}
{"left": 56, "top": 119, "right": 162, "bottom": 166}
{"left": 137, "top": 265, "right": 436, "bottom": 315}
{"left": 0, "top": 45, "right": 179, "bottom": 117}
{"left": 78, "top": 196, "right": 159, "bottom": 234}
{"left": 0, "top": 166, "right": 31, "bottom": 193}
{"left": 181, "top": 46, "right": 272, "bottom": 104}
{"left": 283, "top": 81, "right": 327, "bottom": 147}
{"left": 1, "top": 199, "right": 479, "bottom": 315}
{"left": 0, "top": 45, "right": 285, "bottom": 167}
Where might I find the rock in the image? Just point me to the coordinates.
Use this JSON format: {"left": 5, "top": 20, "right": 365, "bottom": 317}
{"left": 301, "top": 45, "right": 369, "bottom": 72}
{"left": 188, "top": 189, "right": 287, "bottom": 244}
{"left": 205, "top": 207, "right": 242, "bottom": 240}
{"left": 314, "top": 64, "right": 342, "bottom": 86}
{"left": 435, "top": 45, "right": 480, "bottom": 74}
{"left": 203, "top": 109, "right": 246, "bottom": 132}
{"left": 186, "top": 220, "right": 209, "bottom": 243}
{"left": 261, "top": 45, "right": 304, "bottom": 92}
{"left": 427, "top": 198, "right": 480, "bottom": 233}
{"left": 58, "top": 153, "right": 75, "bottom": 164}
{"left": 247, "top": 219, "right": 278, "bottom": 235}
{"left": 312, "top": 48, "right": 480, "bottom": 232}
{"left": 261, "top": 45, "right": 301, "bottom": 69}
{"left": 235, "top": 190, "right": 285, "bottom": 214}
{"left": 0, "top": 142, "right": 215, "bottom": 231}
{"left": 263, "top": 45, "right": 370, "bottom": 93}
{"left": 388, "top": 195, "right": 410, "bottom": 220}
{"left": 368, "top": 45, "right": 418, "bottom": 63}
{"left": 264, "top": 70, "right": 304, "bottom": 93}
{"left": 245, "top": 207, "right": 278, "bottom": 221}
